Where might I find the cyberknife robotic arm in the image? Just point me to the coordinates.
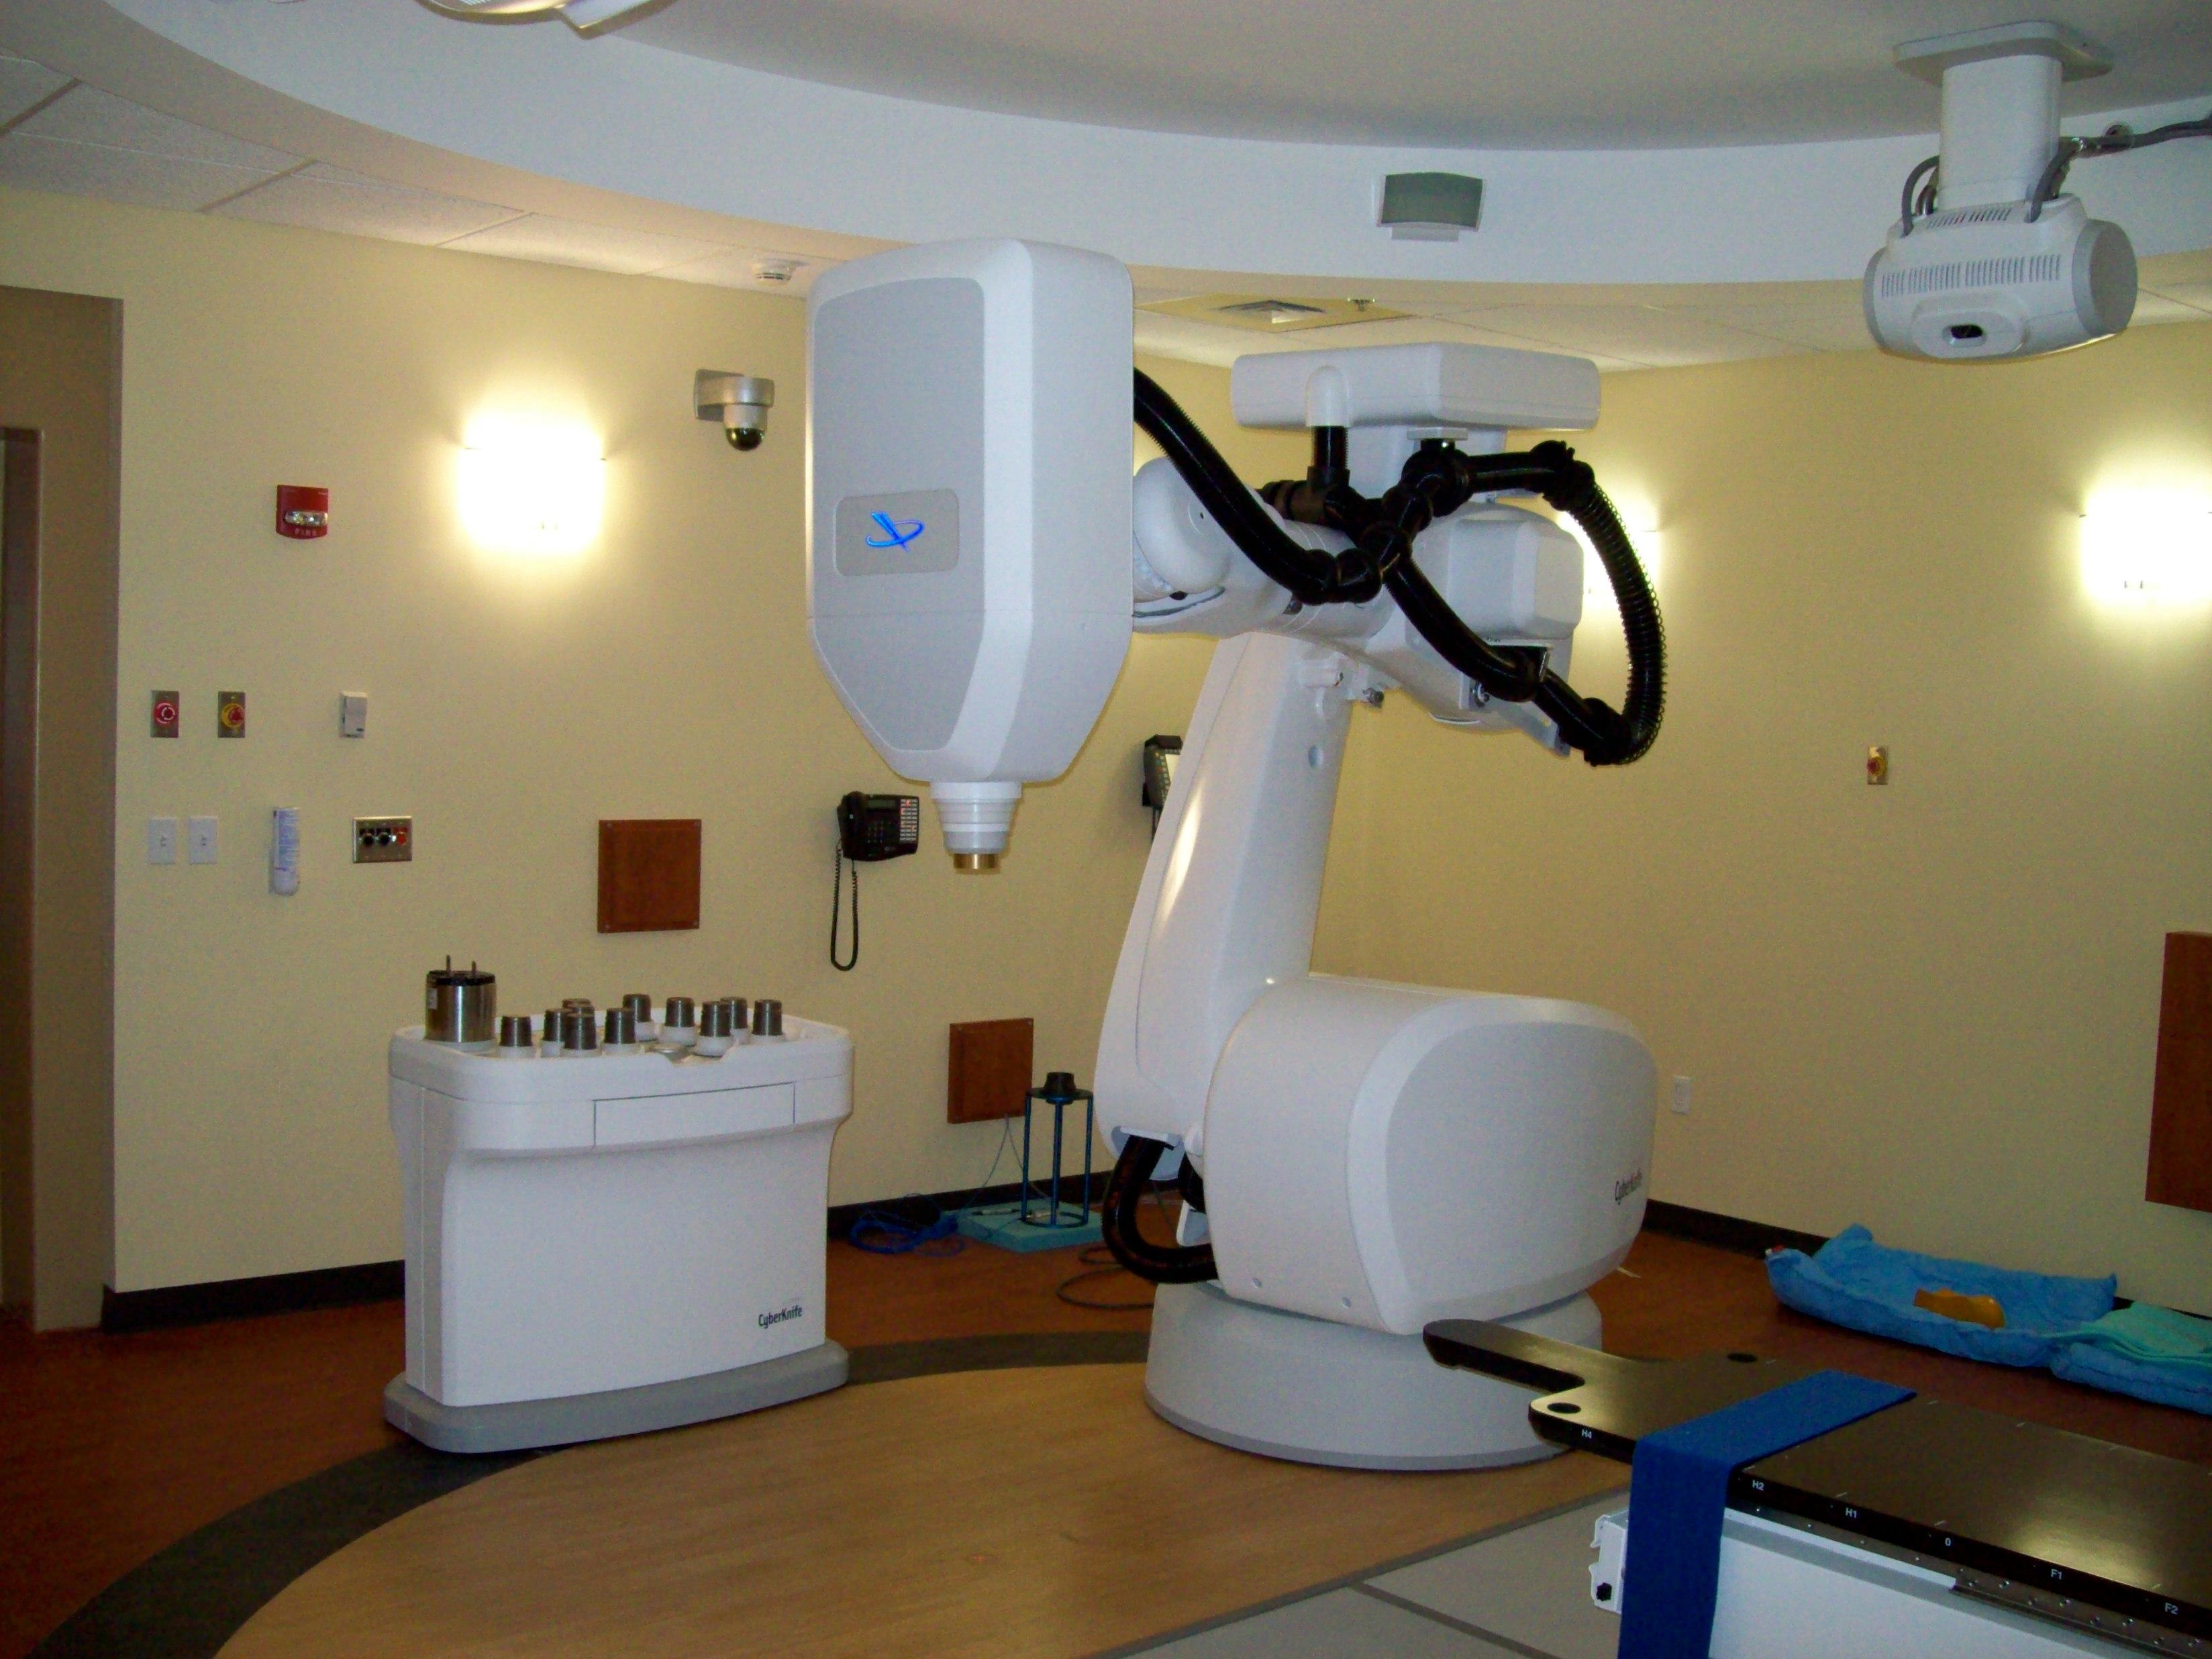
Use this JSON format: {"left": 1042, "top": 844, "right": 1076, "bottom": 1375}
{"left": 809, "top": 243, "right": 1664, "bottom": 1427}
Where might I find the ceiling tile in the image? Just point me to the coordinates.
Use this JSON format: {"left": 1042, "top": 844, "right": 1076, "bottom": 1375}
{"left": 0, "top": 55, "right": 70, "bottom": 128}
{"left": 17, "top": 85, "right": 298, "bottom": 171}
{"left": 213, "top": 163, "right": 521, "bottom": 245}
{"left": 1668, "top": 299, "right": 1874, "bottom": 352}
{"left": 2140, "top": 285, "right": 2212, "bottom": 321}
{"left": 2141, "top": 250, "right": 2212, "bottom": 288}
{"left": 0, "top": 132, "right": 286, "bottom": 213}
{"left": 1133, "top": 308, "right": 1245, "bottom": 367}
{"left": 656, "top": 245, "right": 817, "bottom": 293}
{"left": 1438, "top": 303, "right": 1807, "bottom": 368}
{"left": 439, "top": 213, "right": 725, "bottom": 274}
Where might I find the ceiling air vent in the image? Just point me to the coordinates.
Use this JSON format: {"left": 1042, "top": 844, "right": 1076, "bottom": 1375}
{"left": 1377, "top": 172, "right": 1484, "bottom": 242}
{"left": 1140, "top": 294, "right": 1411, "bottom": 333}
{"left": 1216, "top": 299, "right": 1329, "bottom": 324}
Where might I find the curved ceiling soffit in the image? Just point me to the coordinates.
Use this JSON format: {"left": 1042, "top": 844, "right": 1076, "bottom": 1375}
{"left": 15, "top": 0, "right": 2212, "bottom": 286}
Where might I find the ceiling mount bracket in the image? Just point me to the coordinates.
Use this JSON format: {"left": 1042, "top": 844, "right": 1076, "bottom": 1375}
{"left": 1893, "top": 20, "right": 2113, "bottom": 85}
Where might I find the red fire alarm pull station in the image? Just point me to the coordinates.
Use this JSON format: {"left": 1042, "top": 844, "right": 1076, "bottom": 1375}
{"left": 276, "top": 485, "right": 329, "bottom": 540}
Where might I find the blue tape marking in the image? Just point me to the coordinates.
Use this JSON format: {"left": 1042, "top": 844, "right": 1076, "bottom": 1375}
{"left": 1618, "top": 1370, "right": 1913, "bottom": 1659}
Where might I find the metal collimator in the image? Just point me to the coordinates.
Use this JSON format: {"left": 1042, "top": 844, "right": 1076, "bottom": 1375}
{"left": 752, "top": 999, "right": 783, "bottom": 1038}
{"left": 425, "top": 961, "right": 497, "bottom": 1046}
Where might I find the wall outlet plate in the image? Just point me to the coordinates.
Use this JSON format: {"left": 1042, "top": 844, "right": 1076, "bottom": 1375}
{"left": 353, "top": 815, "right": 412, "bottom": 863}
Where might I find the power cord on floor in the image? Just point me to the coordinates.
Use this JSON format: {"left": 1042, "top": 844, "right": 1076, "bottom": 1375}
{"left": 1054, "top": 1185, "right": 1183, "bottom": 1311}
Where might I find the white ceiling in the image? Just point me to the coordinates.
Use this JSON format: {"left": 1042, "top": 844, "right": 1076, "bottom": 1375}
{"left": 27, "top": 0, "right": 2210, "bottom": 291}
{"left": 0, "top": 58, "right": 823, "bottom": 286}
{"left": 627, "top": 0, "right": 2212, "bottom": 148}
{"left": 3, "top": 45, "right": 2209, "bottom": 370}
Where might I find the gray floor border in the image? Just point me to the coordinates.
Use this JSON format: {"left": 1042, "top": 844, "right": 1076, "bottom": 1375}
{"left": 1085, "top": 1485, "right": 1629, "bottom": 1659}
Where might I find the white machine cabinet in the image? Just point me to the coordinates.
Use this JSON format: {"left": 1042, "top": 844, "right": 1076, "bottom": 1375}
{"left": 385, "top": 1016, "right": 852, "bottom": 1452}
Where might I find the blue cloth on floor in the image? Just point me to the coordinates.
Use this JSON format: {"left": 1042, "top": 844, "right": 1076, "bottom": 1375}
{"left": 1766, "top": 1224, "right": 2114, "bottom": 1367}
{"left": 1619, "top": 1371, "right": 1913, "bottom": 1659}
{"left": 2050, "top": 1305, "right": 2212, "bottom": 1415}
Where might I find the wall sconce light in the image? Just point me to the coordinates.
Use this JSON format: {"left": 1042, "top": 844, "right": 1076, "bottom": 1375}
{"left": 2080, "top": 489, "right": 2212, "bottom": 607}
{"left": 458, "top": 413, "right": 605, "bottom": 556}
{"left": 1568, "top": 501, "right": 1662, "bottom": 607}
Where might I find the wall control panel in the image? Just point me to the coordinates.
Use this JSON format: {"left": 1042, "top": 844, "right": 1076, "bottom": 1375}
{"left": 354, "top": 815, "right": 413, "bottom": 864}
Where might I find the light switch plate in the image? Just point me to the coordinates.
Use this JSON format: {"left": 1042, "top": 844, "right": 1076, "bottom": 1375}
{"left": 148, "top": 816, "right": 177, "bottom": 864}
{"left": 353, "top": 815, "right": 412, "bottom": 863}
{"left": 187, "top": 815, "right": 218, "bottom": 864}
{"left": 1670, "top": 1076, "right": 1693, "bottom": 1115}
{"left": 339, "top": 693, "right": 368, "bottom": 739}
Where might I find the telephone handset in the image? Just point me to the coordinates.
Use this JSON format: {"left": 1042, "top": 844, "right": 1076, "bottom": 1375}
{"left": 838, "top": 792, "right": 920, "bottom": 861}
{"left": 832, "top": 793, "right": 919, "bottom": 972}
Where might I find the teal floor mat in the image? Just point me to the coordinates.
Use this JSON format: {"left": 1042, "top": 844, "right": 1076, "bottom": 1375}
{"left": 951, "top": 1201, "right": 1103, "bottom": 1253}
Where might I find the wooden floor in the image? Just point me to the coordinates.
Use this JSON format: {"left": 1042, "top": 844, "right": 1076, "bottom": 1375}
{"left": 3, "top": 1229, "right": 2206, "bottom": 1658}
{"left": 220, "top": 1363, "right": 1626, "bottom": 1658}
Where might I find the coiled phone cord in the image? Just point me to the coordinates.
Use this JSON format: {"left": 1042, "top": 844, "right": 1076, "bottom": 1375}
{"left": 830, "top": 846, "right": 860, "bottom": 972}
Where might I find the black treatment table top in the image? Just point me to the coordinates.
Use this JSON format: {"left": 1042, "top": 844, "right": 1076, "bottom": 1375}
{"left": 1425, "top": 1319, "right": 2212, "bottom": 1649}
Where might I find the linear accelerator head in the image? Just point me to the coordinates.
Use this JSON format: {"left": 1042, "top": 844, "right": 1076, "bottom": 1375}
{"left": 807, "top": 240, "right": 1134, "bottom": 868}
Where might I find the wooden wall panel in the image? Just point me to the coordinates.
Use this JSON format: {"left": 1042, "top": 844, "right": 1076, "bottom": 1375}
{"left": 947, "top": 1019, "right": 1033, "bottom": 1123}
{"left": 2148, "top": 932, "right": 2212, "bottom": 1213}
{"left": 596, "top": 819, "right": 701, "bottom": 934}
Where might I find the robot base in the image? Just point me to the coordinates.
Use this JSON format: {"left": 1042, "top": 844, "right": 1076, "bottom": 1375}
{"left": 384, "top": 1340, "right": 848, "bottom": 1455}
{"left": 1145, "top": 1285, "right": 1601, "bottom": 1470}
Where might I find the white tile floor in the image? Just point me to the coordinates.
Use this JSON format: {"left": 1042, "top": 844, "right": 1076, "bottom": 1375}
{"left": 1122, "top": 1492, "right": 1630, "bottom": 1659}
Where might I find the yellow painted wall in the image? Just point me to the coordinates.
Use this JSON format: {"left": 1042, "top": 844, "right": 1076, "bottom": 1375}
{"left": 0, "top": 185, "right": 1305, "bottom": 1295}
{"left": 25, "top": 177, "right": 2197, "bottom": 1311}
{"left": 1313, "top": 323, "right": 2212, "bottom": 1311}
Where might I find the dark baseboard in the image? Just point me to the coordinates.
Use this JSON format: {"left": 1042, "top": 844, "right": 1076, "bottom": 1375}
{"left": 93, "top": 1191, "right": 1820, "bottom": 1334}
{"left": 1641, "top": 1199, "right": 1826, "bottom": 1260}
{"left": 101, "top": 1261, "right": 405, "bottom": 1335}
{"left": 93, "top": 1178, "right": 1121, "bottom": 1334}
{"left": 827, "top": 1172, "right": 1117, "bottom": 1241}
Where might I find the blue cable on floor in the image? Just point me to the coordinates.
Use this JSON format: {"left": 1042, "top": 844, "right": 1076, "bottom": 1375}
{"left": 848, "top": 1201, "right": 965, "bottom": 1256}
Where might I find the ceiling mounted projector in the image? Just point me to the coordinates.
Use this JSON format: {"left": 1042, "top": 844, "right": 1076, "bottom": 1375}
{"left": 416, "top": 0, "right": 660, "bottom": 31}
{"left": 1865, "top": 20, "right": 2209, "bottom": 363}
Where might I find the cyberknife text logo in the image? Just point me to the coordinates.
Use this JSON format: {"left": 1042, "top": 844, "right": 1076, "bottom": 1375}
{"left": 864, "top": 511, "right": 925, "bottom": 550}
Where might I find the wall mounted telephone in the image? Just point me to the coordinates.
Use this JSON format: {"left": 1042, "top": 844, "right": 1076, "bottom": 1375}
{"left": 832, "top": 793, "right": 919, "bottom": 970}
{"left": 838, "top": 792, "right": 920, "bottom": 861}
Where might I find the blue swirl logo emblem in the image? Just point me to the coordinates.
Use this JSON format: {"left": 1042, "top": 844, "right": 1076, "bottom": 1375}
{"left": 864, "top": 511, "right": 926, "bottom": 550}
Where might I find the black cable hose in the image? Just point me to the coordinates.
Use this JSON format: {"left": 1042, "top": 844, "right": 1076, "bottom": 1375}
{"left": 1134, "top": 369, "right": 1376, "bottom": 604}
{"left": 1135, "top": 372, "right": 1664, "bottom": 766}
{"left": 1101, "top": 1136, "right": 1217, "bottom": 1284}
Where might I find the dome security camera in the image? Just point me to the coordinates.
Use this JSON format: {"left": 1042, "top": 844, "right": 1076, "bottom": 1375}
{"left": 695, "top": 371, "right": 774, "bottom": 452}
